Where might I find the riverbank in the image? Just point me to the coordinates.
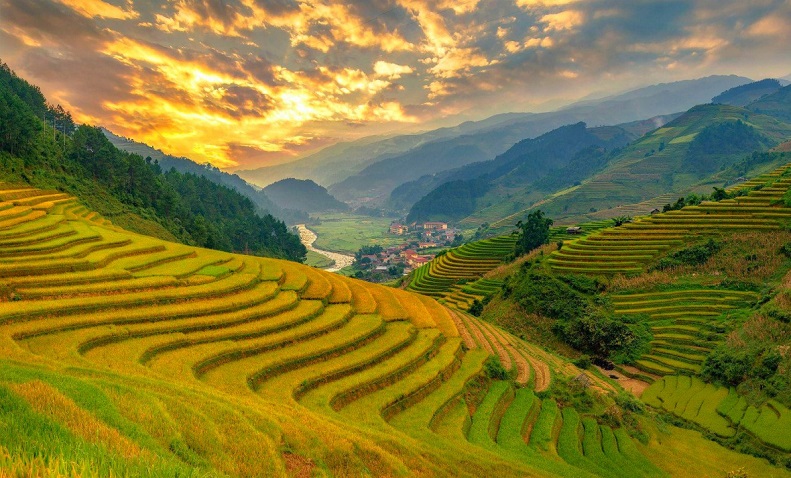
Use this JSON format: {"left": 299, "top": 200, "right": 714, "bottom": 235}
{"left": 296, "top": 224, "right": 355, "bottom": 273}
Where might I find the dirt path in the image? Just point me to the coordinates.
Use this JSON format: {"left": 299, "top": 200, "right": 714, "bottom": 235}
{"left": 446, "top": 308, "right": 477, "bottom": 349}
{"left": 523, "top": 352, "right": 551, "bottom": 392}
{"left": 602, "top": 365, "right": 652, "bottom": 397}
{"left": 296, "top": 224, "right": 354, "bottom": 273}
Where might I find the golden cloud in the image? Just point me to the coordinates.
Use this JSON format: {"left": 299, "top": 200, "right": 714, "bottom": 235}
{"left": 96, "top": 36, "right": 417, "bottom": 168}
{"left": 516, "top": 0, "right": 579, "bottom": 8}
{"left": 374, "top": 61, "right": 414, "bottom": 79}
{"left": 540, "top": 10, "right": 583, "bottom": 31}
{"left": 56, "top": 0, "right": 138, "bottom": 20}
{"left": 746, "top": 14, "right": 791, "bottom": 39}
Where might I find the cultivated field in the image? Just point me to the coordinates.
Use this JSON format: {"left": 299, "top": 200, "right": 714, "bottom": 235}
{"left": 7, "top": 184, "right": 758, "bottom": 477}
{"left": 548, "top": 164, "right": 791, "bottom": 275}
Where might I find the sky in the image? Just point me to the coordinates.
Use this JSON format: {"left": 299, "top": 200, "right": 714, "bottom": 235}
{"left": 1, "top": 0, "right": 790, "bottom": 170}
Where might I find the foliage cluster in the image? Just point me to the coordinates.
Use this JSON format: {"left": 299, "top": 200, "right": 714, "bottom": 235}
{"left": 483, "top": 356, "right": 510, "bottom": 380}
{"left": 662, "top": 187, "right": 743, "bottom": 212}
{"left": 702, "top": 312, "right": 791, "bottom": 408}
{"left": 513, "top": 210, "right": 553, "bottom": 257}
{"left": 502, "top": 264, "right": 650, "bottom": 363}
{"left": 654, "top": 239, "right": 722, "bottom": 270}
{"left": 557, "top": 313, "right": 652, "bottom": 364}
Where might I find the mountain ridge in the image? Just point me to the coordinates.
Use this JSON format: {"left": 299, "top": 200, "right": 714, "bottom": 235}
{"left": 328, "top": 75, "right": 752, "bottom": 205}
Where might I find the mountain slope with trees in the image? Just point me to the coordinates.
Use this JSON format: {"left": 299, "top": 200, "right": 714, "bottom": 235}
{"left": 405, "top": 123, "right": 633, "bottom": 223}
{"left": 0, "top": 61, "right": 305, "bottom": 261}
{"left": 102, "top": 128, "right": 309, "bottom": 225}
{"left": 712, "top": 78, "right": 784, "bottom": 106}
{"left": 262, "top": 178, "right": 349, "bottom": 213}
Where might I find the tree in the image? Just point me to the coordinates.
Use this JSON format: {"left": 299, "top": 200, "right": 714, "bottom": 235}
{"left": 514, "top": 210, "right": 553, "bottom": 256}
{"left": 611, "top": 215, "right": 631, "bottom": 227}
{"left": 469, "top": 299, "right": 483, "bottom": 317}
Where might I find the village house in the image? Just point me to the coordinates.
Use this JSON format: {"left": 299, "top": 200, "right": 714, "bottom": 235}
{"left": 401, "top": 249, "right": 419, "bottom": 260}
{"left": 408, "top": 255, "right": 431, "bottom": 267}
{"left": 422, "top": 221, "right": 448, "bottom": 231}
{"left": 389, "top": 223, "right": 408, "bottom": 235}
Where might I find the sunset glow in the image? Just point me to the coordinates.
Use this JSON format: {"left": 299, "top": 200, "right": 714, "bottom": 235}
{"left": 1, "top": 0, "right": 789, "bottom": 169}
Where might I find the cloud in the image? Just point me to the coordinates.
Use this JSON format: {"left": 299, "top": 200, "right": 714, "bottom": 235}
{"left": 55, "top": 0, "right": 138, "bottom": 19}
{"left": 374, "top": 61, "right": 414, "bottom": 78}
{"left": 2, "top": 0, "right": 790, "bottom": 169}
{"left": 540, "top": 10, "right": 583, "bottom": 31}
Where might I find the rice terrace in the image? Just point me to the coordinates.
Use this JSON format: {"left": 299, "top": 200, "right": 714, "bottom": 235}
{"left": 2, "top": 1, "right": 791, "bottom": 477}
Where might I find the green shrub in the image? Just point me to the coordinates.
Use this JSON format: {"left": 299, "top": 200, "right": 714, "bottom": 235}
{"left": 573, "top": 355, "right": 592, "bottom": 369}
{"left": 557, "top": 313, "right": 651, "bottom": 362}
{"left": 654, "top": 239, "right": 722, "bottom": 270}
{"left": 484, "top": 356, "right": 509, "bottom": 380}
{"left": 507, "top": 267, "right": 590, "bottom": 320}
{"left": 469, "top": 299, "right": 483, "bottom": 317}
{"left": 513, "top": 210, "right": 553, "bottom": 257}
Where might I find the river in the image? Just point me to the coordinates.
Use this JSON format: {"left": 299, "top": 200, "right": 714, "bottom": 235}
{"left": 296, "top": 224, "right": 355, "bottom": 273}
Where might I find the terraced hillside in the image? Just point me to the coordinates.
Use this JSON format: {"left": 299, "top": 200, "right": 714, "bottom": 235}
{"left": 2, "top": 183, "right": 721, "bottom": 477}
{"left": 407, "top": 236, "right": 516, "bottom": 310}
{"left": 611, "top": 289, "right": 757, "bottom": 378}
{"left": 548, "top": 163, "right": 791, "bottom": 275}
{"left": 643, "top": 376, "right": 791, "bottom": 452}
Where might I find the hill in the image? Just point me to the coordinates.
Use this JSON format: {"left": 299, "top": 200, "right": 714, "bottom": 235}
{"left": 404, "top": 164, "right": 791, "bottom": 467}
{"left": 0, "top": 62, "right": 305, "bottom": 261}
{"left": 262, "top": 178, "right": 349, "bottom": 213}
{"left": 102, "top": 128, "right": 309, "bottom": 225}
{"left": 525, "top": 101, "right": 791, "bottom": 225}
{"left": 404, "top": 123, "right": 634, "bottom": 223}
{"left": 1, "top": 184, "right": 787, "bottom": 477}
{"left": 712, "top": 78, "right": 783, "bottom": 106}
{"left": 747, "top": 83, "right": 791, "bottom": 123}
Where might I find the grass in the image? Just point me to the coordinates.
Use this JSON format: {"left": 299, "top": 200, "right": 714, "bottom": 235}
{"left": 308, "top": 212, "right": 405, "bottom": 254}
{"left": 467, "top": 381, "right": 512, "bottom": 447}
{"left": 305, "top": 250, "right": 335, "bottom": 269}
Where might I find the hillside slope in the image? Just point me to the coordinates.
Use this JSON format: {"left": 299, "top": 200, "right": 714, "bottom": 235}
{"left": 404, "top": 123, "right": 633, "bottom": 223}
{"left": 102, "top": 128, "right": 309, "bottom": 225}
{"left": 406, "top": 164, "right": 791, "bottom": 468}
{"left": 479, "top": 101, "right": 791, "bottom": 228}
{"left": 263, "top": 178, "right": 349, "bottom": 213}
{"left": 1, "top": 185, "right": 785, "bottom": 477}
{"left": 0, "top": 62, "right": 306, "bottom": 261}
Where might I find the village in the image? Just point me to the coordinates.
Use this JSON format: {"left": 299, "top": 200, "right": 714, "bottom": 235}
{"left": 348, "top": 220, "right": 461, "bottom": 282}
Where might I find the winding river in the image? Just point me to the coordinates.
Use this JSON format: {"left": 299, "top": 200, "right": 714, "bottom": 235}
{"left": 296, "top": 224, "right": 355, "bottom": 273}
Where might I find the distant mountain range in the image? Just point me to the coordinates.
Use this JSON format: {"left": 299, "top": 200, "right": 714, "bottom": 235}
{"left": 238, "top": 75, "right": 752, "bottom": 200}
{"left": 413, "top": 82, "right": 791, "bottom": 229}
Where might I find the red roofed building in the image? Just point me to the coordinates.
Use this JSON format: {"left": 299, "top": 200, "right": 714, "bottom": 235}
{"left": 389, "top": 223, "right": 408, "bottom": 235}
